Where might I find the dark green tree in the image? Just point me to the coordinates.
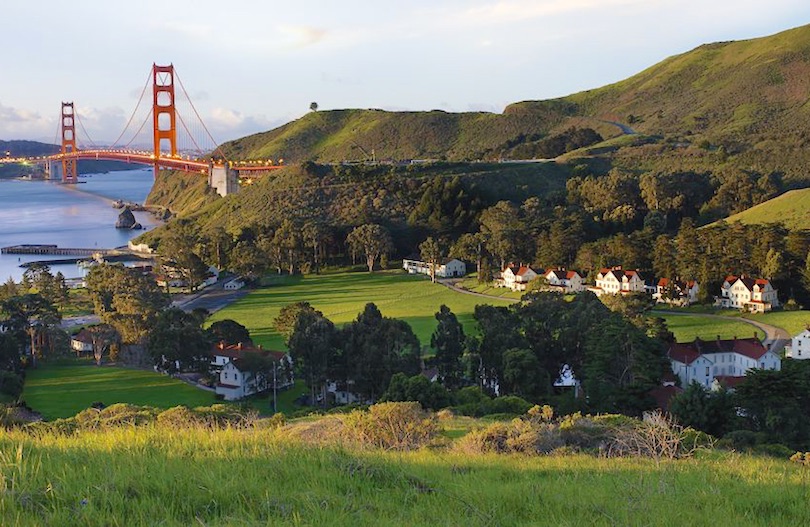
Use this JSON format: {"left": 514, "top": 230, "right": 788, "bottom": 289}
{"left": 669, "top": 382, "right": 736, "bottom": 437}
{"left": 340, "top": 303, "right": 421, "bottom": 401}
{"left": 147, "top": 308, "right": 211, "bottom": 373}
{"left": 382, "top": 373, "right": 450, "bottom": 410}
{"left": 288, "top": 308, "right": 338, "bottom": 406}
{"left": 346, "top": 224, "right": 393, "bottom": 272}
{"left": 206, "top": 319, "right": 252, "bottom": 346}
{"left": 430, "top": 305, "right": 465, "bottom": 387}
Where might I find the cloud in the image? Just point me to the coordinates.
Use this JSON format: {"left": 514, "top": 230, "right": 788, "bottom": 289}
{"left": 459, "top": 0, "right": 645, "bottom": 25}
{"left": 0, "top": 102, "right": 53, "bottom": 140}
{"left": 279, "top": 25, "right": 328, "bottom": 48}
{"left": 207, "top": 107, "right": 279, "bottom": 142}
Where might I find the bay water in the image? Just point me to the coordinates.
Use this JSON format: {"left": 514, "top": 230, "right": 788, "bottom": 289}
{"left": 0, "top": 168, "right": 160, "bottom": 281}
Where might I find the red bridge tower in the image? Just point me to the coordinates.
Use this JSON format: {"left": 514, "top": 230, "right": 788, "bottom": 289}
{"left": 61, "top": 102, "right": 78, "bottom": 183}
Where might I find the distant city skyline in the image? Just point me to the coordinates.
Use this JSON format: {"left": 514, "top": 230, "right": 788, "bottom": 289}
{"left": 1, "top": 1, "right": 808, "bottom": 144}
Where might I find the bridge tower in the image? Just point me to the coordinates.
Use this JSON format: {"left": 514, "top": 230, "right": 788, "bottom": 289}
{"left": 152, "top": 64, "right": 177, "bottom": 177}
{"left": 60, "top": 102, "right": 78, "bottom": 184}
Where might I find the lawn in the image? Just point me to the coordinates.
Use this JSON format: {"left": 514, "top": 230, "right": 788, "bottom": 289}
{"left": 456, "top": 275, "right": 523, "bottom": 300}
{"left": 655, "top": 313, "right": 763, "bottom": 342}
{"left": 22, "top": 361, "right": 216, "bottom": 420}
{"left": 743, "top": 310, "right": 810, "bottom": 337}
{"left": 208, "top": 270, "right": 513, "bottom": 350}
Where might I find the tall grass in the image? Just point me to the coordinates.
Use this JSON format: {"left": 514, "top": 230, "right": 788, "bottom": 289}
{"left": 0, "top": 423, "right": 808, "bottom": 526}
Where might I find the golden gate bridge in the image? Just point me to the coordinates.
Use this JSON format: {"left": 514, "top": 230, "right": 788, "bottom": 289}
{"left": 43, "top": 64, "right": 283, "bottom": 196}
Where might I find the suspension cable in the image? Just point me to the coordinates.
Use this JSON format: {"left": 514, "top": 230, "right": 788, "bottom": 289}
{"left": 74, "top": 108, "right": 99, "bottom": 149}
{"left": 123, "top": 109, "right": 152, "bottom": 150}
{"left": 176, "top": 110, "right": 206, "bottom": 157}
{"left": 110, "top": 68, "right": 152, "bottom": 149}
{"left": 174, "top": 70, "right": 228, "bottom": 160}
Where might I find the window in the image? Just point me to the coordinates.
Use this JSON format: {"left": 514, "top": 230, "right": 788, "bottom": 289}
{"left": 705, "top": 366, "right": 710, "bottom": 376}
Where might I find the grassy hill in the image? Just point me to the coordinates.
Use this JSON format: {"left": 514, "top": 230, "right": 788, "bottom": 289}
{"left": 711, "top": 188, "right": 810, "bottom": 230}
{"left": 216, "top": 24, "right": 810, "bottom": 185}
{"left": 0, "top": 418, "right": 807, "bottom": 525}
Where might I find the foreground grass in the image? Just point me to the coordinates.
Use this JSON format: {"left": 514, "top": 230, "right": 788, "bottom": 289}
{"left": 22, "top": 362, "right": 215, "bottom": 420}
{"left": 0, "top": 425, "right": 808, "bottom": 526}
{"left": 209, "top": 270, "right": 513, "bottom": 349}
{"left": 656, "top": 313, "right": 762, "bottom": 342}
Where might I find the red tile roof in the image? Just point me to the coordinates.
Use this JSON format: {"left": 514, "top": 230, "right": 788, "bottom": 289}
{"left": 649, "top": 385, "right": 684, "bottom": 412}
{"left": 667, "top": 337, "right": 768, "bottom": 364}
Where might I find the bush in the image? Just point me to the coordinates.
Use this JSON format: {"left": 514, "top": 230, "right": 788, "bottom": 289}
{"left": 340, "top": 402, "right": 438, "bottom": 451}
{"left": 488, "top": 396, "right": 533, "bottom": 416}
{"left": 0, "top": 371, "right": 23, "bottom": 398}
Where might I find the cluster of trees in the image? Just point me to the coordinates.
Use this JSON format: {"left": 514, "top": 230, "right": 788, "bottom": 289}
{"left": 670, "top": 360, "right": 810, "bottom": 451}
{"left": 0, "top": 265, "right": 71, "bottom": 398}
{"left": 280, "top": 302, "right": 421, "bottom": 404}
{"left": 283, "top": 292, "right": 671, "bottom": 417}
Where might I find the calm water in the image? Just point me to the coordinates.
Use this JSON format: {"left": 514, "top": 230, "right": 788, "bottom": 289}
{"left": 0, "top": 168, "right": 160, "bottom": 281}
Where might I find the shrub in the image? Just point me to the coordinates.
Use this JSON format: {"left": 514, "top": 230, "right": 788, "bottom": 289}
{"left": 488, "top": 396, "right": 533, "bottom": 416}
{"left": 340, "top": 402, "right": 438, "bottom": 451}
{"left": 0, "top": 371, "right": 23, "bottom": 398}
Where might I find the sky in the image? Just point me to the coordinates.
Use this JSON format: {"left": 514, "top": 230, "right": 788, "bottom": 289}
{"left": 1, "top": 0, "right": 809, "bottom": 147}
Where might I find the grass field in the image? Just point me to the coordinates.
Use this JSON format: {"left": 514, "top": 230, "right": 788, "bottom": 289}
{"left": 0, "top": 424, "right": 808, "bottom": 526}
{"left": 743, "top": 310, "right": 810, "bottom": 337}
{"left": 456, "top": 276, "right": 523, "bottom": 300}
{"left": 655, "top": 313, "right": 763, "bottom": 342}
{"left": 22, "top": 362, "right": 216, "bottom": 420}
{"left": 209, "top": 270, "right": 513, "bottom": 350}
{"left": 714, "top": 188, "right": 810, "bottom": 230}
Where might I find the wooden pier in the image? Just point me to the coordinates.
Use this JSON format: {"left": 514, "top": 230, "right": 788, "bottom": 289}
{"left": 1, "top": 244, "right": 114, "bottom": 256}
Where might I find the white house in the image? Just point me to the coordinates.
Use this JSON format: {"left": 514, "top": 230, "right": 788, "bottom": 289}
{"left": 223, "top": 277, "right": 245, "bottom": 290}
{"left": 785, "top": 328, "right": 810, "bottom": 360}
{"left": 590, "top": 266, "right": 647, "bottom": 296}
{"left": 70, "top": 329, "right": 93, "bottom": 354}
{"left": 716, "top": 275, "right": 779, "bottom": 313}
{"left": 543, "top": 269, "right": 585, "bottom": 293}
{"left": 202, "top": 266, "right": 220, "bottom": 288}
{"left": 499, "top": 265, "right": 538, "bottom": 291}
{"left": 402, "top": 256, "right": 466, "bottom": 278}
{"left": 213, "top": 342, "right": 293, "bottom": 401}
{"left": 652, "top": 278, "right": 700, "bottom": 306}
{"left": 668, "top": 336, "right": 781, "bottom": 389}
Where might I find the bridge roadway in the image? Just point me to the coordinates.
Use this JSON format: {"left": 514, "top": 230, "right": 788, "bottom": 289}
{"left": 46, "top": 149, "right": 285, "bottom": 174}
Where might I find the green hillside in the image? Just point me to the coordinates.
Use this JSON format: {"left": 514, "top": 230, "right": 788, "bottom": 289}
{"left": 711, "top": 188, "right": 810, "bottom": 230}
{"left": 216, "top": 24, "right": 810, "bottom": 184}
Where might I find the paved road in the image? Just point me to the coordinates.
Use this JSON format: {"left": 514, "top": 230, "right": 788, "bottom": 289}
{"left": 652, "top": 310, "right": 790, "bottom": 353}
{"left": 438, "top": 279, "right": 519, "bottom": 303}
{"left": 171, "top": 282, "right": 251, "bottom": 314}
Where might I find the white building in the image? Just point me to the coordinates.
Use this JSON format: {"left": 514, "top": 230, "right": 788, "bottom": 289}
{"left": 499, "top": 265, "right": 538, "bottom": 291}
{"left": 212, "top": 342, "right": 293, "bottom": 401}
{"left": 716, "top": 275, "right": 779, "bottom": 313}
{"left": 668, "top": 336, "right": 781, "bottom": 389}
{"left": 70, "top": 329, "right": 93, "bottom": 354}
{"left": 785, "top": 328, "right": 810, "bottom": 359}
{"left": 402, "top": 256, "right": 467, "bottom": 278}
{"left": 590, "top": 266, "right": 648, "bottom": 296}
{"left": 652, "top": 278, "right": 700, "bottom": 306}
{"left": 223, "top": 277, "right": 245, "bottom": 290}
{"left": 543, "top": 269, "right": 585, "bottom": 293}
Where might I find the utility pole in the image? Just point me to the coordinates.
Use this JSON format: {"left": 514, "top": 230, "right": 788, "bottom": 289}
{"left": 272, "top": 363, "right": 278, "bottom": 414}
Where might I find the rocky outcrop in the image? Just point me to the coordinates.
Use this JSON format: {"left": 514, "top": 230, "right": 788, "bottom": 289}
{"left": 115, "top": 207, "right": 136, "bottom": 229}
